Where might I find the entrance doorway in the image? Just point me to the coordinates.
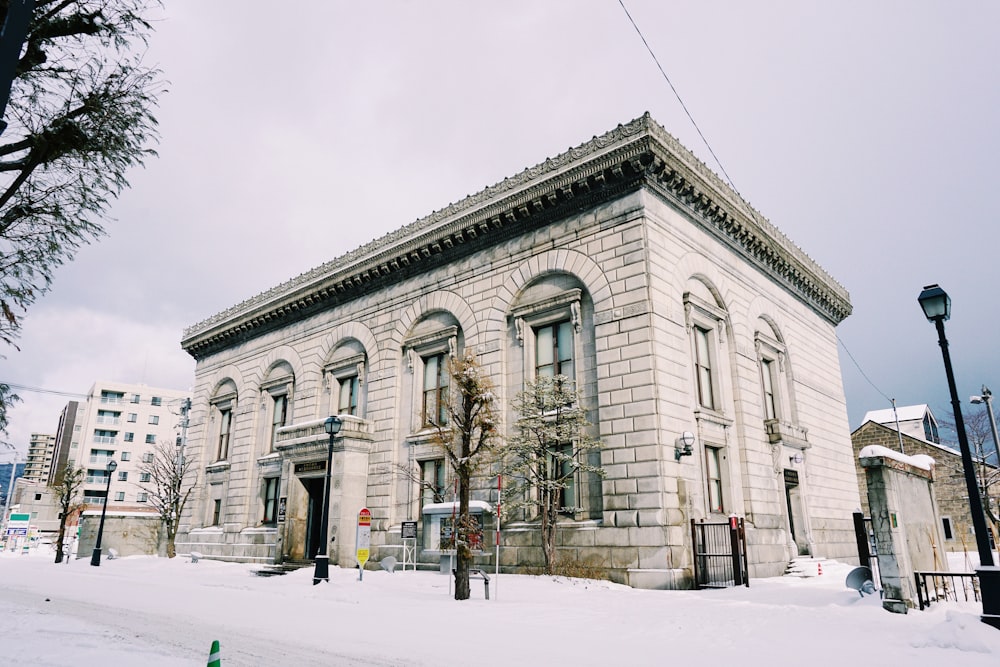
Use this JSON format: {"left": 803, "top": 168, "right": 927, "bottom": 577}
{"left": 783, "top": 468, "right": 808, "bottom": 555}
{"left": 303, "top": 477, "right": 325, "bottom": 560}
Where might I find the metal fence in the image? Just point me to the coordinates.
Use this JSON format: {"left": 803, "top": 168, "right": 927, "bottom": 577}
{"left": 691, "top": 517, "right": 749, "bottom": 589}
{"left": 914, "top": 571, "right": 981, "bottom": 610}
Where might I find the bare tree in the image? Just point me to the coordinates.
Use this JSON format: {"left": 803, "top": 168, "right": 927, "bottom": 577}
{"left": 137, "top": 437, "right": 196, "bottom": 558}
{"left": 937, "top": 407, "right": 1000, "bottom": 542}
{"left": 0, "top": 1, "right": 162, "bottom": 419}
{"left": 0, "top": 382, "right": 18, "bottom": 448}
{"left": 430, "top": 352, "right": 500, "bottom": 601}
{"left": 53, "top": 462, "right": 84, "bottom": 563}
{"left": 501, "top": 374, "right": 603, "bottom": 575}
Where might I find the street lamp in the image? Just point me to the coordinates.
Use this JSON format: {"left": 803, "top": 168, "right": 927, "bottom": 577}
{"left": 313, "top": 415, "right": 343, "bottom": 585}
{"left": 918, "top": 284, "right": 1000, "bottom": 629}
{"left": 90, "top": 459, "right": 117, "bottom": 566}
{"left": 970, "top": 387, "right": 1000, "bottom": 464}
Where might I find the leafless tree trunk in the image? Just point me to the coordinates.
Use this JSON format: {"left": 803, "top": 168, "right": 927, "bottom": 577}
{"left": 53, "top": 463, "right": 83, "bottom": 563}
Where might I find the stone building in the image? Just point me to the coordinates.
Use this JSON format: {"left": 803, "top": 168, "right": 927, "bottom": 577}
{"left": 176, "top": 114, "right": 860, "bottom": 588}
{"left": 852, "top": 409, "right": 999, "bottom": 556}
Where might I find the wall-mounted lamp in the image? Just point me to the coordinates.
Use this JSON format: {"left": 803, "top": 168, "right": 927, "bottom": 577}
{"left": 674, "top": 431, "right": 696, "bottom": 461}
{"left": 789, "top": 452, "right": 804, "bottom": 465}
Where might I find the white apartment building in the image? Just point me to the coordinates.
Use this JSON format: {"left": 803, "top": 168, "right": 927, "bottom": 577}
{"left": 71, "top": 382, "right": 190, "bottom": 510}
{"left": 24, "top": 433, "right": 56, "bottom": 484}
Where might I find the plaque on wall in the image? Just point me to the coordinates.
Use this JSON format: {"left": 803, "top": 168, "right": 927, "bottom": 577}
{"left": 277, "top": 497, "right": 287, "bottom": 523}
{"left": 783, "top": 469, "right": 799, "bottom": 486}
{"left": 294, "top": 461, "right": 327, "bottom": 474}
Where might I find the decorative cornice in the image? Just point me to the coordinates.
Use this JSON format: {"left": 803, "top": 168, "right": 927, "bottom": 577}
{"left": 181, "top": 113, "right": 851, "bottom": 359}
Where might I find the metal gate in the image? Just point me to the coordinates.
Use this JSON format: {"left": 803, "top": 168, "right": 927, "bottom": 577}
{"left": 691, "top": 517, "right": 749, "bottom": 589}
{"left": 852, "top": 511, "right": 882, "bottom": 590}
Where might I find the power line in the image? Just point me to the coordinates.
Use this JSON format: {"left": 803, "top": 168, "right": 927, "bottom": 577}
{"left": 617, "top": 0, "right": 740, "bottom": 195}
{"left": 0, "top": 382, "right": 88, "bottom": 399}
{"left": 836, "top": 334, "right": 891, "bottom": 404}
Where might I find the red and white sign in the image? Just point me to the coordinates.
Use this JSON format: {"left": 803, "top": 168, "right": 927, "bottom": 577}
{"left": 356, "top": 507, "right": 372, "bottom": 569}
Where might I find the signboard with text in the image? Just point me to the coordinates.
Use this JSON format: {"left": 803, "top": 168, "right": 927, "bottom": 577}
{"left": 356, "top": 507, "right": 372, "bottom": 569}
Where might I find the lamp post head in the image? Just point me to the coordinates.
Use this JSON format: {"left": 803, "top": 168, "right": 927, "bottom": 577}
{"left": 918, "top": 284, "right": 951, "bottom": 322}
{"left": 107, "top": 460, "right": 117, "bottom": 473}
{"left": 674, "top": 431, "right": 696, "bottom": 461}
{"left": 324, "top": 415, "right": 343, "bottom": 436}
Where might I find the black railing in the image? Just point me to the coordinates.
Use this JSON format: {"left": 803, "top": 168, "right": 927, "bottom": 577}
{"left": 914, "top": 571, "right": 980, "bottom": 610}
{"left": 691, "top": 517, "right": 749, "bottom": 589}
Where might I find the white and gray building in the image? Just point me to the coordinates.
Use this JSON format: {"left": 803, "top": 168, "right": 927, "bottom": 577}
{"left": 176, "top": 114, "right": 860, "bottom": 587}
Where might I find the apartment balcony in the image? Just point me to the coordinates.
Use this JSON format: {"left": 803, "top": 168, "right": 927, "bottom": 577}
{"left": 89, "top": 456, "right": 115, "bottom": 467}
{"left": 99, "top": 397, "right": 125, "bottom": 405}
{"left": 95, "top": 417, "right": 121, "bottom": 426}
{"left": 92, "top": 436, "right": 117, "bottom": 446}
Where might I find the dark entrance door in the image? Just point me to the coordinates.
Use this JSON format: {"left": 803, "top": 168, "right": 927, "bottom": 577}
{"left": 303, "top": 477, "right": 326, "bottom": 559}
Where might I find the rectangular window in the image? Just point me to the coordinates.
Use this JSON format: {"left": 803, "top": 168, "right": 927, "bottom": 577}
{"left": 694, "top": 326, "right": 715, "bottom": 409}
{"left": 151, "top": 396, "right": 162, "bottom": 406}
{"left": 131, "top": 394, "right": 141, "bottom": 404}
{"left": 144, "top": 434, "right": 156, "bottom": 444}
{"left": 140, "top": 472, "right": 150, "bottom": 483}
{"left": 137, "top": 492, "right": 147, "bottom": 503}
{"left": 97, "top": 410, "right": 121, "bottom": 425}
{"left": 100, "top": 390, "right": 125, "bottom": 404}
{"left": 551, "top": 443, "right": 577, "bottom": 512}
{"left": 942, "top": 517, "right": 954, "bottom": 540}
{"left": 148, "top": 415, "right": 159, "bottom": 425}
{"left": 534, "top": 320, "right": 575, "bottom": 380}
{"left": 117, "top": 471, "right": 128, "bottom": 482}
{"left": 142, "top": 452, "right": 154, "bottom": 463}
{"left": 271, "top": 395, "right": 287, "bottom": 447}
{"left": 217, "top": 407, "right": 232, "bottom": 460}
{"left": 114, "top": 491, "right": 125, "bottom": 502}
{"left": 706, "top": 446, "right": 724, "bottom": 513}
{"left": 420, "top": 459, "right": 446, "bottom": 505}
{"left": 263, "top": 477, "right": 279, "bottom": 524}
{"left": 212, "top": 499, "right": 222, "bottom": 526}
{"left": 127, "top": 413, "right": 137, "bottom": 423}
{"left": 124, "top": 432, "right": 134, "bottom": 442}
{"left": 121, "top": 451, "right": 131, "bottom": 461}
{"left": 339, "top": 376, "right": 360, "bottom": 416}
{"left": 761, "top": 358, "right": 776, "bottom": 421}
{"left": 422, "top": 353, "right": 449, "bottom": 427}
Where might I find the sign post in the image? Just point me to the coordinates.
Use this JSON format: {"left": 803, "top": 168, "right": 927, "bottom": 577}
{"left": 356, "top": 507, "right": 371, "bottom": 581}
{"left": 401, "top": 520, "right": 417, "bottom": 571}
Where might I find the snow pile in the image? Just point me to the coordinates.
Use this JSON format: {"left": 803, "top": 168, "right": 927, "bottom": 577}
{"left": 1, "top": 545, "right": 998, "bottom": 666}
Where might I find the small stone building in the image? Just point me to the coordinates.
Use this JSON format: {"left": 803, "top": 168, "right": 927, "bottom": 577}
{"left": 852, "top": 413, "right": 999, "bottom": 555}
{"left": 176, "top": 114, "right": 861, "bottom": 588}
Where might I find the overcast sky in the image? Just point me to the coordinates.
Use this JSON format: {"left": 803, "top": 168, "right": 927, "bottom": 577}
{"left": 3, "top": 1, "right": 999, "bottom": 460}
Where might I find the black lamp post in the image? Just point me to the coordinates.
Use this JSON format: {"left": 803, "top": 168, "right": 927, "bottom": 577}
{"left": 918, "top": 284, "right": 1000, "bottom": 629}
{"left": 313, "top": 415, "right": 343, "bottom": 585}
{"left": 90, "top": 459, "right": 117, "bottom": 567}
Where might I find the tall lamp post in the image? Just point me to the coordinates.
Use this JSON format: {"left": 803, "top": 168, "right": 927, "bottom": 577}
{"left": 918, "top": 284, "right": 999, "bottom": 629}
{"left": 90, "top": 459, "right": 117, "bottom": 566}
{"left": 313, "top": 415, "right": 343, "bottom": 585}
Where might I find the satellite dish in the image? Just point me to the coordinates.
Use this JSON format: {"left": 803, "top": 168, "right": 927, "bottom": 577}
{"left": 845, "top": 566, "right": 876, "bottom": 597}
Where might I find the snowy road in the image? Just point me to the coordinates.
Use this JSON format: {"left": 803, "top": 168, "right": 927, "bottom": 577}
{"left": 1, "top": 550, "right": 998, "bottom": 666}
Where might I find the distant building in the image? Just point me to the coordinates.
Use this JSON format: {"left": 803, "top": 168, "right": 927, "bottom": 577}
{"left": 23, "top": 433, "right": 56, "bottom": 484}
{"left": 851, "top": 405, "right": 999, "bottom": 554}
{"left": 177, "top": 114, "right": 860, "bottom": 588}
{"left": 48, "top": 400, "right": 82, "bottom": 485}
{"left": 70, "top": 382, "right": 190, "bottom": 512}
{"left": 861, "top": 404, "right": 941, "bottom": 445}
{"left": 0, "top": 461, "right": 25, "bottom": 506}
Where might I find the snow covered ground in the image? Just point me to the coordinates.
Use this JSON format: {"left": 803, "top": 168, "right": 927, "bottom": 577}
{"left": 1, "top": 546, "right": 998, "bottom": 666}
